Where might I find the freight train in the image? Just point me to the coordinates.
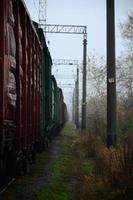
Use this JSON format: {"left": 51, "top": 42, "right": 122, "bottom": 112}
{"left": 0, "top": 0, "right": 68, "bottom": 189}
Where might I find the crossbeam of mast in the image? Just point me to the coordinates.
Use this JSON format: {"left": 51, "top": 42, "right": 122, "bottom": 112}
{"left": 40, "top": 24, "right": 87, "bottom": 35}
{"left": 53, "top": 59, "right": 79, "bottom": 66}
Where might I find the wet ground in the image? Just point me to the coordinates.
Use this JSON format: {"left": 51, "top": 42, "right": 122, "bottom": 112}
{"left": 0, "top": 123, "right": 78, "bottom": 200}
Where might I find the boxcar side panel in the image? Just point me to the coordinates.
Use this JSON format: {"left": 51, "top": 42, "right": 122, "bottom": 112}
{"left": 45, "top": 50, "right": 52, "bottom": 132}
{"left": 20, "top": 4, "right": 27, "bottom": 148}
{"left": 13, "top": 0, "right": 23, "bottom": 150}
{"left": 38, "top": 28, "right": 46, "bottom": 135}
{"left": 27, "top": 18, "right": 32, "bottom": 145}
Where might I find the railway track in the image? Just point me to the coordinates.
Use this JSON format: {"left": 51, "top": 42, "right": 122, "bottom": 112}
{"left": 0, "top": 178, "right": 15, "bottom": 195}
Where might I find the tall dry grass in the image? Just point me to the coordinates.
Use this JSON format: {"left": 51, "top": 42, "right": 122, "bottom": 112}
{"left": 72, "top": 132, "right": 133, "bottom": 199}
{"left": 94, "top": 136, "right": 133, "bottom": 198}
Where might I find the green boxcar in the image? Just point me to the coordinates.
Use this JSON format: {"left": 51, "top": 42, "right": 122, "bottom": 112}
{"left": 33, "top": 22, "right": 53, "bottom": 136}
{"left": 39, "top": 30, "right": 53, "bottom": 134}
{"left": 51, "top": 78, "right": 66, "bottom": 132}
{"left": 44, "top": 46, "right": 53, "bottom": 133}
{"left": 38, "top": 28, "right": 47, "bottom": 134}
{"left": 58, "top": 88, "right": 64, "bottom": 127}
{"left": 51, "top": 76, "right": 61, "bottom": 130}
{"left": 33, "top": 22, "right": 67, "bottom": 138}
{"left": 51, "top": 76, "right": 57, "bottom": 124}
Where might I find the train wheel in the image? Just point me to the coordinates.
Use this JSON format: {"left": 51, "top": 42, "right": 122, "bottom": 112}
{"left": 0, "top": 148, "right": 15, "bottom": 189}
{"left": 15, "top": 152, "right": 24, "bottom": 177}
{"left": 0, "top": 156, "right": 7, "bottom": 189}
{"left": 31, "top": 148, "right": 36, "bottom": 164}
{"left": 23, "top": 155, "right": 30, "bottom": 174}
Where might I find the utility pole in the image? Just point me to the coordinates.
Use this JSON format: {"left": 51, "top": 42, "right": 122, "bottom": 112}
{"left": 75, "top": 67, "right": 79, "bottom": 129}
{"left": 81, "top": 34, "right": 87, "bottom": 130}
{"left": 72, "top": 89, "right": 76, "bottom": 123}
{"left": 107, "top": 0, "right": 117, "bottom": 148}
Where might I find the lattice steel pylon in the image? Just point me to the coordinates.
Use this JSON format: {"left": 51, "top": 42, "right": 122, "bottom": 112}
{"left": 39, "top": 0, "right": 47, "bottom": 34}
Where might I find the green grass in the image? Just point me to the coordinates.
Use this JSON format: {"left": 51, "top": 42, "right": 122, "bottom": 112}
{"left": 81, "top": 159, "right": 95, "bottom": 175}
{"left": 37, "top": 123, "right": 75, "bottom": 200}
{"left": 38, "top": 188, "right": 69, "bottom": 200}
{"left": 2, "top": 151, "right": 51, "bottom": 200}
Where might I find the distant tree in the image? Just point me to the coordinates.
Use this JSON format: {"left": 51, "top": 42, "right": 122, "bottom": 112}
{"left": 117, "top": 54, "right": 133, "bottom": 96}
{"left": 119, "top": 13, "right": 133, "bottom": 53}
{"left": 85, "top": 53, "right": 106, "bottom": 138}
{"left": 116, "top": 13, "right": 133, "bottom": 141}
{"left": 87, "top": 53, "right": 106, "bottom": 97}
{"left": 117, "top": 13, "right": 133, "bottom": 97}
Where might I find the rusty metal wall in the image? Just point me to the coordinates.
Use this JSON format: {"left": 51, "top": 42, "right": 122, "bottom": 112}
{"left": 0, "top": 0, "right": 17, "bottom": 153}
{"left": 0, "top": 0, "right": 41, "bottom": 151}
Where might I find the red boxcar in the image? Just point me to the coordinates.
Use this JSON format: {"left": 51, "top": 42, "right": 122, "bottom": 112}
{"left": 0, "top": 0, "right": 41, "bottom": 187}
{"left": 13, "top": 0, "right": 41, "bottom": 151}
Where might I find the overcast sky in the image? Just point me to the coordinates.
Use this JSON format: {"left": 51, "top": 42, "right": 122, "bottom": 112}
{"left": 25, "top": 0, "right": 133, "bottom": 59}
{"left": 24, "top": 0, "right": 133, "bottom": 119}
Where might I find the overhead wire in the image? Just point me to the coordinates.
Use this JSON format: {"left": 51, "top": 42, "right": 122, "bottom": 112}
{"left": 32, "top": 0, "right": 39, "bottom": 21}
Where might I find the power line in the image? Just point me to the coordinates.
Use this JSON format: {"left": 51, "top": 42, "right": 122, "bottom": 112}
{"left": 53, "top": 59, "right": 79, "bottom": 66}
{"left": 33, "top": 0, "right": 38, "bottom": 10}
{"left": 32, "top": 0, "right": 39, "bottom": 19}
